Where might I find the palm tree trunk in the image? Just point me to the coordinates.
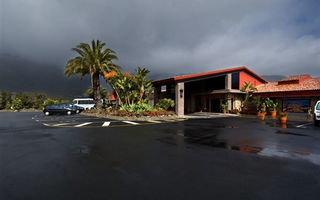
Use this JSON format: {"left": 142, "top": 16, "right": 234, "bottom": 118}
{"left": 92, "top": 72, "right": 102, "bottom": 109}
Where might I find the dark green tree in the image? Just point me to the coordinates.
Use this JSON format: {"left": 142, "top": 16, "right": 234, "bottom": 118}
{"left": 64, "top": 40, "right": 120, "bottom": 109}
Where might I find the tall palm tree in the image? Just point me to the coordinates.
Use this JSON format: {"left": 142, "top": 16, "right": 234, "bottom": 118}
{"left": 64, "top": 40, "right": 120, "bottom": 108}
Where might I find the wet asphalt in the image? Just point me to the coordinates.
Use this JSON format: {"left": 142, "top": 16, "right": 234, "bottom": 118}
{"left": 0, "top": 112, "right": 320, "bottom": 200}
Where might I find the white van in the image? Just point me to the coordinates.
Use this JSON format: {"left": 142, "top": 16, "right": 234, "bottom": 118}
{"left": 314, "top": 100, "right": 320, "bottom": 126}
{"left": 72, "top": 98, "right": 95, "bottom": 110}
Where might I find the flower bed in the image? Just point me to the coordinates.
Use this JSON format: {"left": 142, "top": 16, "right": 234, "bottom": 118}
{"left": 82, "top": 109, "right": 178, "bottom": 121}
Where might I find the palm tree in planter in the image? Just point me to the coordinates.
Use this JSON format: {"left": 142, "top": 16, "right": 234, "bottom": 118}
{"left": 64, "top": 40, "right": 120, "bottom": 109}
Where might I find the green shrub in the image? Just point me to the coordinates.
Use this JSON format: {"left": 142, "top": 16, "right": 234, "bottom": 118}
{"left": 5, "top": 102, "right": 11, "bottom": 110}
{"left": 155, "top": 98, "right": 175, "bottom": 110}
{"left": 11, "top": 98, "right": 23, "bottom": 111}
{"left": 120, "top": 103, "right": 153, "bottom": 114}
{"left": 43, "top": 98, "right": 59, "bottom": 106}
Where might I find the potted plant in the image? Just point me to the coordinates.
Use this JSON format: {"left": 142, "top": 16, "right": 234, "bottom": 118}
{"left": 260, "top": 103, "right": 266, "bottom": 116}
{"left": 258, "top": 112, "right": 265, "bottom": 120}
{"left": 265, "top": 98, "right": 278, "bottom": 118}
{"left": 279, "top": 112, "right": 288, "bottom": 124}
{"left": 221, "top": 103, "right": 228, "bottom": 114}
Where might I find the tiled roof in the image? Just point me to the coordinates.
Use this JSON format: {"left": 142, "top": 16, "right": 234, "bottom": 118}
{"left": 281, "top": 74, "right": 311, "bottom": 81}
{"left": 256, "top": 76, "right": 320, "bottom": 93}
{"left": 152, "top": 66, "right": 267, "bottom": 85}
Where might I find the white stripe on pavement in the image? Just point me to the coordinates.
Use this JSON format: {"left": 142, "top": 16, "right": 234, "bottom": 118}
{"left": 102, "top": 122, "right": 111, "bottom": 127}
{"left": 74, "top": 122, "right": 92, "bottom": 127}
{"left": 148, "top": 120, "right": 161, "bottom": 123}
{"left": 296, "top": 123, "right": 312, "bottom": 128}
{"left": 53, "top": 123, "right": 70, "bottom": 126}
{"left": 123, "top": 121, "right": 139, "bottom": 125}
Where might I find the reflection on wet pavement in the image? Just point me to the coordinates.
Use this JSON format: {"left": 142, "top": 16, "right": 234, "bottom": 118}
{"left": 276, "top": 130, "right": 307, "bottom": 137}
{"left": 157, "top": 119, "right": 320, "bottom": 165}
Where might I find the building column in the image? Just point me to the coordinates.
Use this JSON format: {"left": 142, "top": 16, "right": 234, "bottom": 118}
{"left": 225, "top": 73, "right": 232, "bottom": 90}
{"left": 175, "top": 82, "right": 184, "bottom": 117}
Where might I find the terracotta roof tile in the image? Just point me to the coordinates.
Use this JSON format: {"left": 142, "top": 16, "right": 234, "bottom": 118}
{"left": 281, "top": 74, "right": 311, "bottom": 81}
{"left": 256, "top": 77, "right": 320, "bottom": 93}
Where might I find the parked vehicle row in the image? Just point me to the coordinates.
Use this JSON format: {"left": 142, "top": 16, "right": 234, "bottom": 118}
{"left": 43, "top": 98, "right": 97, "bottom": 116}
{"left": 43, "top": 103, "right": 84, "bottom": 116}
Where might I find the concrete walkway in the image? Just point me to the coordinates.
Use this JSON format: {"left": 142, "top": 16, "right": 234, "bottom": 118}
{"left": 184, "top": 112, "right": 238, "bottom": 119}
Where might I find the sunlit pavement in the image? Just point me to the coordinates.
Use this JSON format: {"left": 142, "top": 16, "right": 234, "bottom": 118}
{"left": 1, "top": 112, "right": 320, "bottom": 200}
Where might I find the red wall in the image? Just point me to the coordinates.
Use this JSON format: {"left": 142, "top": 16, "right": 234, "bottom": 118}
{"left": 239, "top": 71, "right": 263, "bottom": 88}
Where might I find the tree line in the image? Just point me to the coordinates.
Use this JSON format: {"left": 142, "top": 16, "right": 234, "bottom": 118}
{"left": 0, "top": 91, "right": 68, "bottom": 111}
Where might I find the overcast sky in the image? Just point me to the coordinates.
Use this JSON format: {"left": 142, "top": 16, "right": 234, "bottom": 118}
{"left": 0, "top": 0, "right": 320, "bottom": 95}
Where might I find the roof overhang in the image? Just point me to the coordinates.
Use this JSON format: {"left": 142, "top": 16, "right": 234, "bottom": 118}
{"left": 253, "top": 90, "right": 320, "bottom": 98}
{"left": 152, "top": 66, "right": 268, "bottom": 86}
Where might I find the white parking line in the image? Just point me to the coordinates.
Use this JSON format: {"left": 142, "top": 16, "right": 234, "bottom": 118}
{"left": 102, "top": 122, "right": 111, "bottom": 127}
{"left": 148, "top": 120, "right": 161, "bottom": 123}
{"left": 74, "top": 122, "right": 92, "bottom": 127}
{"left": 296, "top": 123, "right": 312, "bottom": 128}
{"left": 53, "top": 123, "right": 70, "bottom": 126}
{"left": 123, "top": 121, "right": 139, "bottom": 125}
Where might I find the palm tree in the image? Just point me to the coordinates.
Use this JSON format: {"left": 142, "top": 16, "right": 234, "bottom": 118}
{"left": 83, "top": 86, "right": 108, "bottom": 99}
{"left": 134, "top": 67, "right": 152, "bottom": 103}
{"left": 240, "top": 81, "right": 258, "bottom": 107}
{"left": 64, "top": 40, "right": 120, "bottom": 108}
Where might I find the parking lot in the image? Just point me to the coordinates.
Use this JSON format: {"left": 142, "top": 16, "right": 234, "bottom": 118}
{"left": 32, "top": 113, "right": 187, "bottom": 128}
{"left": 1, "top": 112, "right": 320, "bottom": 200}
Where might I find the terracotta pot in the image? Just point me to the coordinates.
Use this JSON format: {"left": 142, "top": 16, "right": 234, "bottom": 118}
{"left": 257, "top": 111, "right": 261, "bottom": 116}
{"left": 262, "top": 112, "right": 267, "bottom": 116}
{"left": 223, "top": 110, "right": 227, "bottom": 114}
{"left": 279, "top": 117, "right": 287, "bottom": 124}
{"left": 258, "top": 115, "right": 265, "bottom": 120}
{"left": 270, "top": 111, "right": 277, "bottom": 118}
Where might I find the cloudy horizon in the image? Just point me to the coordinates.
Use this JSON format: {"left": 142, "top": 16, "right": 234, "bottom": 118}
{"left": 1, "top": 0, "right": 320, "bottom": 96}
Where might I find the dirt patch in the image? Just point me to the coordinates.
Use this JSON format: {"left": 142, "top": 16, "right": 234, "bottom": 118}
{"left": 81, "top": 111, "right": 181, "bottom": 121}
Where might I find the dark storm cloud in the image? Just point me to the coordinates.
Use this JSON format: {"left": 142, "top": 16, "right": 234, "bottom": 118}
{"left": 1, "top": 0, "right": 320, "bottom": 95}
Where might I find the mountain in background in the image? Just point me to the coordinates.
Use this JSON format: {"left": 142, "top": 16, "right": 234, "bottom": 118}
{"left": 0, "top": 54, "right": 95, "bottom": 98}
{"left": 0, "top": 54, "right": 289, "bottom": 97}
{"left": 261, "top": 75, "right": 286, "bottom": 82}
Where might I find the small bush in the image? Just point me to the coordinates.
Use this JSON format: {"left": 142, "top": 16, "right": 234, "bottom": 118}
{"left": 120, "top": 103, "right": 153, "bottom": 114}
{"left": 43, "top": 98, "right": 59, "bottom": 106}
{"left": 11, "top": 98, "right": 23, "bottom": 111}
{"left": 156, "top": 98, "right": 175, "bottom": 110}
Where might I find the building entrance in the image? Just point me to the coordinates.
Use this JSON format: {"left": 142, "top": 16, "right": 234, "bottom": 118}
{"left": 211, "top": 99, "right": 220, "bottom": 112}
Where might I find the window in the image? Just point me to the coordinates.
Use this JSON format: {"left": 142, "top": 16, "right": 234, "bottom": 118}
{"left": 161, "top": 85, "right": 167, "bottom": 92}
{"left": 283, "top": 99, "right": 310, "bottom": 113}
{"left": 232, "top": 72, "right": 239, "bottom": 89}
{"left": 316, "top": 103, "right": 320, "bottom": 110}
{"left": 78, "top": 100, "right": 94, "bottom": 104}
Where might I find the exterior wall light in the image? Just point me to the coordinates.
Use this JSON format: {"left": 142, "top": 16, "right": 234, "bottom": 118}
{"left": 179, "top": 89, "right": 183, "bottom": 98}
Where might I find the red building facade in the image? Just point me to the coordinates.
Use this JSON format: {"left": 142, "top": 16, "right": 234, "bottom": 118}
{"left": 153, "top": 66, "right": 320, "bottom": 116}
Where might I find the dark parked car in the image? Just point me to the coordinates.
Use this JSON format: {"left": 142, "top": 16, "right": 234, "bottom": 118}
{"left": 43, "top": 103, "right": 80, "bottom": 116}
{"left": 70, "top": 104, "right": 85, "bottom": 114}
